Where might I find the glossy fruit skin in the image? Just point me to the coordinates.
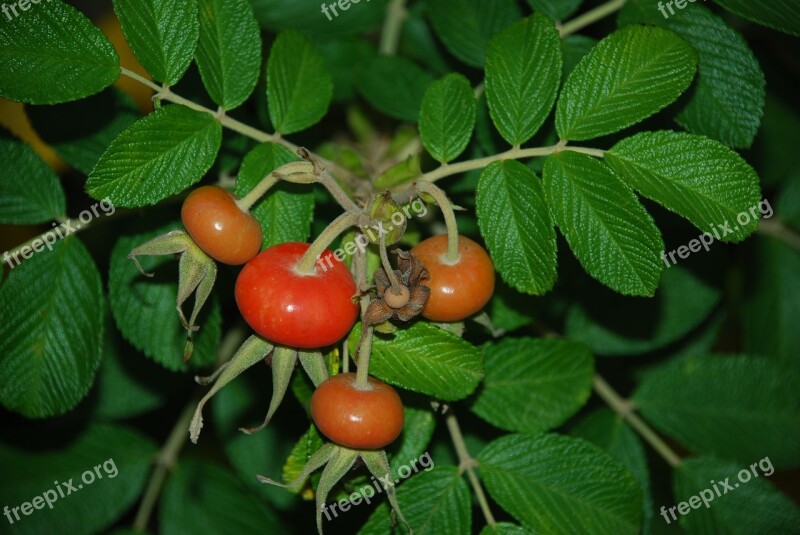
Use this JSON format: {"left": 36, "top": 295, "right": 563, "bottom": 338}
{"left": 235, "top": 242, "right": 358, "bottom": 348}
{"left": 411, "top": 234, "right": 495, "bottom": 322}
{"left": 311, "top": 373, "right": 404, "bottom": 449}
{"left": 181, "top": 186, "right": 262, "bottom": 265}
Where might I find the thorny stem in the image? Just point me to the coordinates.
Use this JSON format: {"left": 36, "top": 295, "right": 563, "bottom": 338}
{"left": 379, "top": 233, "right": 403, "bottom": 295}
{"left": 593, "top": 374, "right": 683, "bottom": 468}
{"left": 132, "top": 327, "right": 246, "bottom": 532}
{"left": 444, "top": 407, "right": 497, "bottom": 527}
{"left": 558, "top": 0, "right": 627, "bottom": 37}
{"left": 118, "top": 67, "right": 358, "bottom": 191}
{"left": 379, "top": 0, "right": 407, "bottom": 56}
{"left": 296, "top": 211, "right": 363, "bottom": 275}
{"left": 415, "top": 181, "right": 461, "bottom": 264}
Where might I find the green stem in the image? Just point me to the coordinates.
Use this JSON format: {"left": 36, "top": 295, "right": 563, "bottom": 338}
{"left": 295, "top": 211, "right": 363, "bottom": 275}
{"left": 379, "top": 234, "right": 402, "bottom": 295}
{"left": 593, "top": 374, "right": 683, "bottom": 468}
{"left": 759, "top": 218, "right": 800, "bottom": 252}
{"left": 235, "top": 174, "right": 278, "bottom": 213}
{"left": 414, "top": 181, "right": 461, "bottom": 264}
{"left": 445, "top": 408, "right": 496, "bottom": 527}
{"left": 132, "top": 326, "right": 245, "bottom": 532}
{"left": 379, "top": 0, "right": 407, "bottom": 55}
{"left": 355, "top": 324, "right": 374, "bottom": 389}
{"left": 132, "top": 402, "right": 194, "bottom": 531}
{"left": 394, "top": 144, "right": 604, "bottom": 198}
{"left": 558, "top": 0, "right": 627, "bottom": 37}
{"left": 119, "top": 67, "right": 358, "bottom": 190}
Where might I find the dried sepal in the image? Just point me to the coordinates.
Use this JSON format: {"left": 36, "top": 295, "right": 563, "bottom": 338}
{"left": 365, "top": 250, "right": 430, "bottom": 326}
{"left": 189, "top": 335, "right": 273, "bottom": 443}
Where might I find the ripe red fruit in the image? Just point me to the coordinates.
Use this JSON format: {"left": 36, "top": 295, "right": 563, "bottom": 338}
{"left": 181, "top": 185, "right": 262, "bottom": 265}
{"left": 411, "top": 234, "right": 495, "bottom": 322}
{"left": 311, "top": 373, "right": 404, "bottom": 449}
{"left": 235, "top": 242, "right": 358, "bottom": 348}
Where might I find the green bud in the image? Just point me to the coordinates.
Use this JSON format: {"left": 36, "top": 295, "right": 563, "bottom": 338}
{"left": 364, "top": 191, "right": 407, "bottom": 246}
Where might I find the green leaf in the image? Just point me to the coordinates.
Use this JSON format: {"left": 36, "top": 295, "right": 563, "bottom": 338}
{"left": 472, "top": 338, "right": 594, "bottom": 433}
{"left": 673, "top": 456, "right": 800, "bottom": 533}
{"left": 485, "top": 14, "right": 561, "bottom": 146}
{"left": 0, "top": 0, "right": 119, "bottom": 104}
{"left": 86, "top": 105, "right": 222, "bottom": 208}
{"left": 744, "top": 237, "right": 800, "bottom": 363}
{"left": 390, "top": 407, "right": 436, "bottom": 481}
{"left": 195, "top": 0, "right": 262, "bottom": 110}
{"left": 477, "top": 160, "right": 557, "bottom": 296}
{"left": 267, "top": 30, "right": 333, "bottom": 134}
{"left": 282, "top": 425, "right": 325, "bottom": 492}
{"left": 620, "top": 1, "right": 765, "bottom": 149}
{"left": 606, "top": 130, "right": 762, "bottom": 242}
{"left": 311, "top": 35, "right": 375, "bottom": 102}
{"left": 251, "top": 0, "right": 390, "bottom": 36}
{"left": 92, "top": 313, "right": 168, "bottom": 420}
{"left": 710, "top": 0, "right": 800, "bottom": 37}
{"left": 212, "top": 374, "right": 297, "bottom": 508}
{"left": 565, "top": 266, "right": 721, "bottom": 356}
{"left": 753, "top": 96, "right": 800, "bottom": 189}
{"left": 0, "top": 135, "right": 65, "bottom": 223}
{"left": 359, "top": 466, "right": 471, "bottom": 535}
{"left": 426, "top": 0, "right": 520, "bottom": 67}
{"left": 356, "top": 56, "right": 433, "bottom": 122}
{"left": 349, "top": 322, "right": 483, "bottom": 401}
{"left": 113, "top": 0, "right": 199, "bottom": 85}
{"left": 0, "top": 238, "right": 103, "bottom": 418}
{"left": 419, "top": 73, "right": 476, "bottom": 163}
{"left": 572, "top": 408, "right": 653, "bottom": 532}
{"left": 543, "top": 151, "right": 664, "bottom": 296}
{"left": 160, "top": 460, "right": 280, "bottom": 534}
{"left": 527, "top": 0, "right": 583, "bottom": 21}
{"left": 480, "top": 523, "right": 534, "bottom": 535}
{"left": 479, "top": 433, "right": 643, "bottom": 534}
{"left": 556, "top": 25, "right": 697, "bottom": 141}
{"left": 0, "top": 424, "right": 156, "bottom": 535}
{"left": 108, "top": 225, "right": 221, "bottom": 371}
{"left": 234, "top": 143, "right": 315, "bottom": 247}
{"left": 373, "top": 155, "right": 422, "bottom": 190}
{"left": 27, "top": 88, "right": 140, "bottom": 175}
{"left": 634, "top": 355, "right": 800, "bottom": 469}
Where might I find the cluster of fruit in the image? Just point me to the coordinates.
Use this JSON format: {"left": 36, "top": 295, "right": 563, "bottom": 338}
{"left": 129, "top": 154, "right": 495, "bottom": 531}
